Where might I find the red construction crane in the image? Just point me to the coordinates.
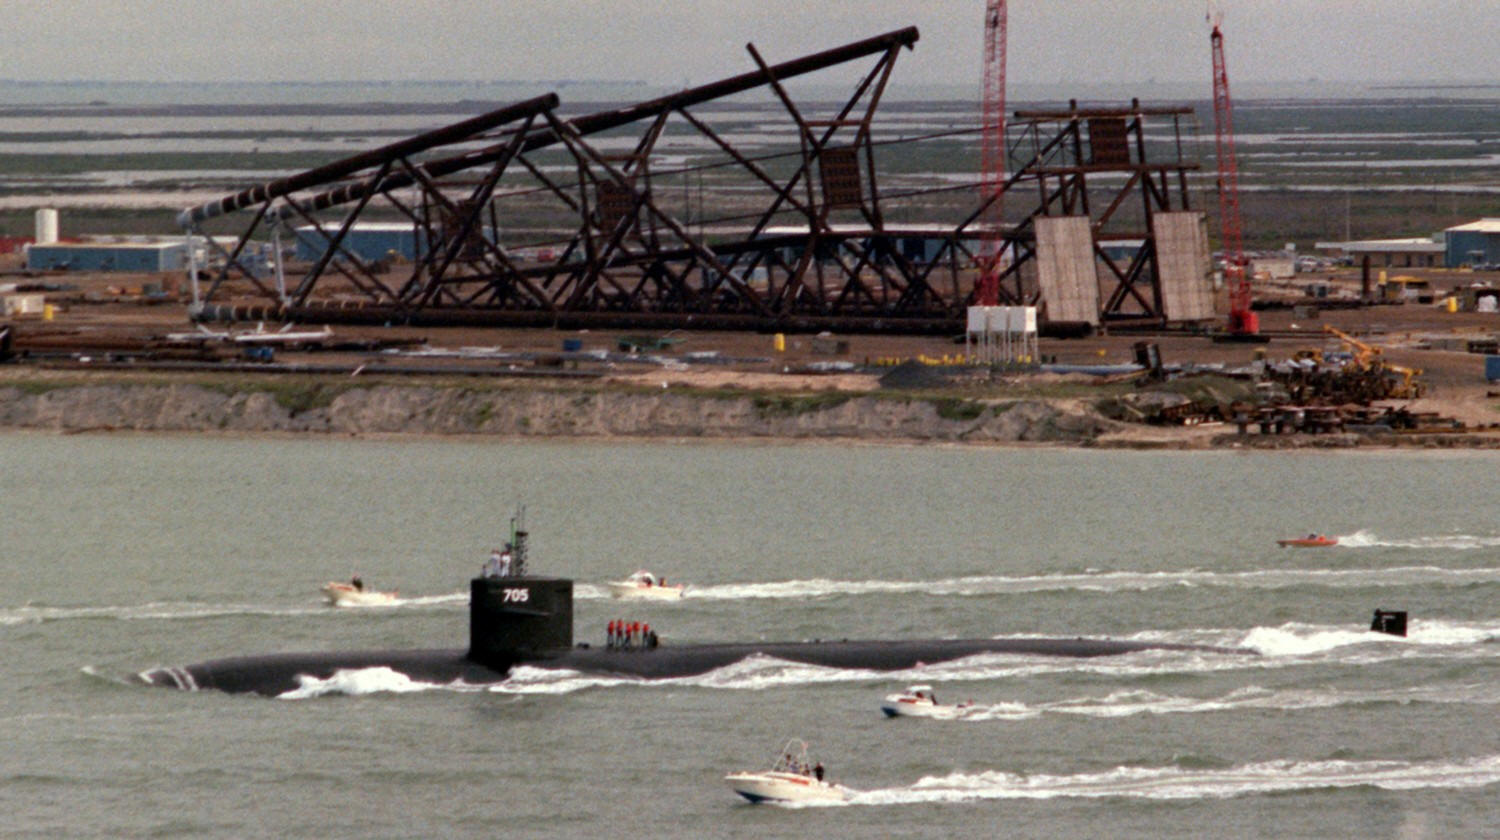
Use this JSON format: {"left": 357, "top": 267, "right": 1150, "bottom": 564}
{"left": 976, "top": 0, "right": 1007, "bottom": 306}
{"left": 1210, "top": 16, "right": 1259, "bottom": 336}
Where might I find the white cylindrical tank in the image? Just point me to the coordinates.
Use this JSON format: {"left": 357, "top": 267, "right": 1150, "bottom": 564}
{"left": 34, "top": 208, "right": 58, "bottom": 244}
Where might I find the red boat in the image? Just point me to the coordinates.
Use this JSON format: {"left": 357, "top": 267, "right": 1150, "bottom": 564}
{"left": 1277, "top": 534, "right": 1337, "bottom": 548}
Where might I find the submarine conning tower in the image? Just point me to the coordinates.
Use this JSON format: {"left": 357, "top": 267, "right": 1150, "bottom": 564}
{"left": 468, "top": 575, "right": 574, "bottom": 669}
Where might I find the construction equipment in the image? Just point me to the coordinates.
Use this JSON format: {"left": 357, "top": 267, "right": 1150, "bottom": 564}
{"left": 1323, "top": 325, "right": 1423, "bottom": 398}
{"left": 1209, "top": 14, "right": 1260, "bottom": 339}
{"left": 975, "top": 0, "right": 1007, "bottom": 307}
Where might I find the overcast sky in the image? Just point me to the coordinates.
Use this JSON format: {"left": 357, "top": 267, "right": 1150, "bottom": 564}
{"left": 8, "top": 1, "right": 1498, "bottom": 88}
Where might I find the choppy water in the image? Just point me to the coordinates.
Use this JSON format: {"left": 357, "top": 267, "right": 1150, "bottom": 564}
{"left": 3, "top": 435, "right": 1499, "bottom": 837}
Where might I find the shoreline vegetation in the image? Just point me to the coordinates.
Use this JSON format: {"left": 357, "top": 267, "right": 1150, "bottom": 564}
{"left": 4, "top": 377, "right": 1500, "bottom": 450}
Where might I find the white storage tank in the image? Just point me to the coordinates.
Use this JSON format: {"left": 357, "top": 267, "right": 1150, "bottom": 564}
{"left": 34, "top": 208, "right": 59, "bottom": 245}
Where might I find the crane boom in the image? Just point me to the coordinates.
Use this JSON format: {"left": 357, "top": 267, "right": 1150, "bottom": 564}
{"left": 1210, "top": 20, "right": 1258, "bottom": 336}
{"left": 976, "top": 0, "right": 1007, "bottom": 306}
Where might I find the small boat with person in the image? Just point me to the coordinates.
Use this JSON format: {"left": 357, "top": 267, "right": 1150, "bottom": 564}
{"left": 320, "top": 577, "right": 397, "bottom": 607}
{"left": 724, "top": 739, "right": 850, "bottom": 804}
{"left": 1277, "top": 534, "right": 1338, "bottom": 548}
{"left": 880, "top": 684, "right": 972, "bottom": 718}
{"left": 607, "top": 569, "right": 685, "bottom": 600}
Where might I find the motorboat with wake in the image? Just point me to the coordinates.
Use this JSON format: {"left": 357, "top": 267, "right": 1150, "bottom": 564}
{"left": 724, "top": 739, "right": 850, "bottom": 804}
{"left": 607, "top": 569, "right": 685, "bottom": 600}
{"left": 320, "top": 579, "right": 397, "bottom": 607}
{"left": 1277, "top": 534, "right": 1337, "bottom": 548}
{"left": 880, "top": 684, "right": 972, "bottom": 718}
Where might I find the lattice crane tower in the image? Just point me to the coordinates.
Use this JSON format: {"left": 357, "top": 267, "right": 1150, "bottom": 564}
{"left": 1210, "top": 13, "right": 1259, "bottom": 336}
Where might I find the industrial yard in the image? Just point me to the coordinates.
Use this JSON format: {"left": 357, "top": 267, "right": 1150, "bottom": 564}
{"left": 6, "top": 252, "right": 1500, "bottom": 448}
{"left": 6, "top": 26, "right": 1500, "bottom": 447}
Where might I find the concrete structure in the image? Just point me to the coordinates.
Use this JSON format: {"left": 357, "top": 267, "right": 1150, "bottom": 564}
{"left": 25, "top": 240, "right": 187, "bottom": 272}
{"left": 1034, "top": 216, "right": 1099, "bottom": 326}
{"left": 1249, "top": 255, "right": 1296, "bottom": 279}
{"left": 1153, "top": 212, "right": 1215, "bottom": 322}
{"left": 2, "top": 293, "right": 45, "bottom": 317}
{"left": 1314, "top": 235, "right": 1445, "bottom": 268}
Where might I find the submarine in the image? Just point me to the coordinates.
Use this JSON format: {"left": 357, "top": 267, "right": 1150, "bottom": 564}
{"left": 140, "top": 556, "right": 1256, "bottom": 697}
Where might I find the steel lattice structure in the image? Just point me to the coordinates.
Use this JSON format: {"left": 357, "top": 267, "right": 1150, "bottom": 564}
{"left": 956, "top": 101, "right": 1202, "bottom": 326}
{"left": 182, "top": 27, "right": 1204, "bottom": 335}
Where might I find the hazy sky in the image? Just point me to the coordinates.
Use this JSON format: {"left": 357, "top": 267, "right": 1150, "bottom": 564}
{"left": 9, "top": 1, "right": 1499, "bottom": 88}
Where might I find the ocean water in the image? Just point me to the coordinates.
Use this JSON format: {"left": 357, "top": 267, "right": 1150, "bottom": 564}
{"left": 3, "top": 434, "right": 1499, "bottom": 838}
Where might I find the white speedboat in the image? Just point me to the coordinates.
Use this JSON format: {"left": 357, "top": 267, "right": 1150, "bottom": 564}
{"left": 725, "top": 740, "right": 850, "bottom": 804}
{"left": 880, "top": 684, "right": 969, "bottom": 718}
{"left": 607, "top": 569, "right": 685, "bottom": 600}
{"left": 320, "top": 581, "right": 397, "bottom": 607}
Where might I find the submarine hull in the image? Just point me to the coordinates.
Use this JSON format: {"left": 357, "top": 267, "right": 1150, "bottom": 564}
{"left": 139, "top": 575, "right": 1253, "bottom": 696}
{"left": 141, "top": 636, "right": 1252, "bottom": 696}
{"left": 139, "top": 649, "right": 504, "bottom": 697}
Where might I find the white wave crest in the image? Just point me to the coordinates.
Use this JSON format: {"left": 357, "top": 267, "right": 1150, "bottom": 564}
{"left": 491, "top": 665, "right": 638, "bottom": 695}
{"left": 1243, "top": 618, "right": 1500, "bottom": 657}
{"left": 277, "top": 666, "right": 467, "bottom": 699}
{"left": 846, "top": 754, "right": 1500, "bottom": 805}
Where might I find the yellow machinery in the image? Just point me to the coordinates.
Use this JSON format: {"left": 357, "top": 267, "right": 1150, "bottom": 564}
{"left": 1322, "top": 325, "right": 1423, "bottom": 398}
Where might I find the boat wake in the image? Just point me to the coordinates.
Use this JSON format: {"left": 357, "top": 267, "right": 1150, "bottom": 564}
{"left": 1336, "top": 529, "right": 1500, "bottom": 550}
{"left": 896, "top": 682, "right": 1500, "bottom": 722}
{"left": 841, "top": 754, "right": 1500, "bottom": 806}
{"left": 0, "top": 602, "right": 331, "bottom": 625}
{"left": 574, "top": 566, "right": 1500, "bottom": 602}
{"left": 0, "top": 592, "right": 468, "bottom": 626}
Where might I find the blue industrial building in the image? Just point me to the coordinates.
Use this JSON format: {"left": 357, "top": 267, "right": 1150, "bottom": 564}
{"left": 295, "top": 223, "right": 424, "bottom": 263}
{"left": 1444, "top": 219, "right": 1500, "bottom": 268}
{"left": 25, "top": 241, "right": 188, "bottom": 272}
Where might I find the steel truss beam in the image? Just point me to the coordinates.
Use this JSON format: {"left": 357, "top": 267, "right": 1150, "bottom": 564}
{"left": 182, "top": 30, "right": 1200, "bottom": 335}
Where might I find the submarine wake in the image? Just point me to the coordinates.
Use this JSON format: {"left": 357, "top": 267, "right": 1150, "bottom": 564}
{"left": 138, "top": 570, "right": 1258, "bottom": 697}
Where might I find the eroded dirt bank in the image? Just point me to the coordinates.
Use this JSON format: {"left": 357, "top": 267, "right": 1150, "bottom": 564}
{"left": 0, "top": 383, "right": 1114, "bottom": 444}
{"left": 5, "top": 381, "right": 1498, "bottom": 449}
